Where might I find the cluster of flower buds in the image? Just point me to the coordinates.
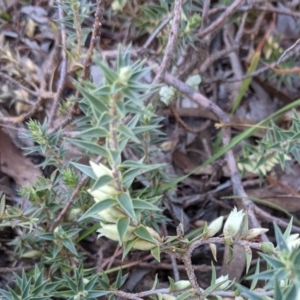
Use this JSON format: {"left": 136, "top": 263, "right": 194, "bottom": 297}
{"left": 88, "top": 161, "right": 162, "bottom": 250}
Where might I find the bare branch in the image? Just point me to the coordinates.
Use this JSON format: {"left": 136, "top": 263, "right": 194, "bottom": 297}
{"left": 198, "top": 0, "right": 245, "bottom": 38}
{"left": 48, "top": 0, "right": 68, "bottom": 127}
{"left": 153, "top": 0, "right": 183, "bottom": 83}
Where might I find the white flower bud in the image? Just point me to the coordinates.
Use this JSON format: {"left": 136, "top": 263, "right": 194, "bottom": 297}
{"left": 286, "top": 234, "right": 300, "bottom": 251}
{"left": 161, "top": 295, "right": 176, "bottom": 300}
{"left": 132, "top": 238, "right": 158, "bottom": 250}
{"left": 98, "top": 206, "right": 126, "bottom": 223}
{"left": 261, "top": 242, "right": 275, "bottom": 254}
{"left": 173, "top": 280, "right": 191, "bottom": 291}
{"left": 88, "top": 185, "right": 120, "bottom": 202}
{"left": 215, "top": 275, "right": 230, "bottom": 290}
{"left": 206, "top": 216, "right": 224, "bottom": 238}
{"left": 223, "top": 207, "right": 244, "bottom": 238}
{"left": 98, "top": 224, "right": 135, "bottom": 242}
{"left": 67, "top": 208, "right": 82, "bottom": 221}
{"left": 90, "top": 161, "right": 113, "bottom": 178}
{"left": 144, "top": 226, "right": 162, "bottom": 242}
{"left": 118, "top": 66, "right": 132, "bottom": 85}
{"left": 22, "top": 250, "right": 43, "bottom": 258}
{"left": 241, "top": 228, "right": 269, "bottom": 241}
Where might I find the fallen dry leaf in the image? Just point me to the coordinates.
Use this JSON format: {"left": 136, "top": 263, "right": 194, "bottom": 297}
{"left": 0, "top": 128, "right": 41, "bottom": 186}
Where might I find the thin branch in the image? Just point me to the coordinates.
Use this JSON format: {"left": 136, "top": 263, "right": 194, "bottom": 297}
{"left": 278, "top": 38, "right": 300, "bottom": 65}
{"left": 49, "top": 0, "right": 105, "bottom": 133}
{"left": 181, "top": 253, "right": 201, "bottom": 297}
{"left": 198, "top": 0, "right": 245, "bottom": 38}
{"left": 199, "top": 45, "right": 239, "bottom": 73}
{"left": 254, "top": 206, "right": 300, "bottom": 233}
{"left": 0, "top": 265, "right": 34, "bottom": 273}
{"left": 0, "top": 94, "right": 44, "bottom": 124}
{"left": 149, "top": 62, "right": 266, "bottom": 242}
{"left": 142, "top": 14, "right": 174, "bottom": 49}
{"left": 0, "top": 71, "right": 38, "bottom": 97}
{"left": 204, "top": 42, "right": 300, "bottom": 85}
{"left": 239, "top": 4, "right": 300, "bottom": 18}
{"left": 48, "top": 0, "right": 68, "bottom": 127}
{"left": 200, "top": 0, "right": 211, "bottom": 31}
{"left": 170, "top": 104, "right": 211, "bottom": 133}
{"left": 153, "top": 0, "right": 183, "bottom": 83}
{"left": 50, "top": 156, "right": 102, "bottom": 232}
{"left": 80, "top": 0, "right": 104, "bottom": 82}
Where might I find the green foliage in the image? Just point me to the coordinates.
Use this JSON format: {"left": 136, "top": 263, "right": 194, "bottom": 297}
{"left": 238, "top": 111, "right": 300, "bottom": 177}
{"left": 2, "top": 0, "right": 300, "bottom": 300}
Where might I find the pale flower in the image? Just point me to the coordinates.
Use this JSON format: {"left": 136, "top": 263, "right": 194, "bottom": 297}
{"left": 223, "top": 207, "right": 244, "bottom": 238}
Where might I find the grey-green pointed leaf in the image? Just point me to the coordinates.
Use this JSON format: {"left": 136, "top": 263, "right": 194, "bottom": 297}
{"left": 117, "top": 193, "right": 136, "bottom": 222}
{"left": 117, "top": 218, "right": 130, "bottom": 244}
{"left": 79, "top": 199, "right": 115, "bottom": 221}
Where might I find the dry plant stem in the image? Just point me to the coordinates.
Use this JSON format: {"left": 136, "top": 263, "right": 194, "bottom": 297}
{"left": 239, "top": 4, "right": 300, "bottom": 18}
{"left": 0, "top": 265, "right": 34, "bottom": 273}
{"left": 48, "top": 0, "right": 67, "bottom": 128}
{"left": 200, "top": 0, "right": 211, "bottom": 31}
{"left": 181, "top": 253, "right": 202, "bottom": 298}
{"left": 110, "top": 289, "right": 172, "bottom": 300}
{"left": 72, "top": 2, "right": 82, "bottom": 58}
{"left": 181, "top": 236, "right": 262, "bottom": 298}
{"left": 153, "top": 0, "right": 183, "bottom": 83}
{"left": 0, "top": 71, "right": 38, "bottom": 97}
{"left": 244, "top": 10, "right": 266, "bottom": 36}
{"left": 50, "top": 156, "right": 102, "bottom": 232}
{"left": 162, "top": 224, "right": 180, "bottom": 281}
{"left": 254, "top": 206, "right": 300, "bottom": 233}
{"left": 111, "top": 287, "right": 273, "bottom": 300}
{"left": 199, "top": 45, "right": 239, "bottom": 73}
{"left": 113, "top": 259, "right": 217, "bottom": 272}
{"left": 206, "top": 42, "right": 300, "bottom": 85}
{"left": 151, "top": 65, "right": 266, "bottom": 241}
{"left": 142, "top": 13, "right": 174, "bottom": 49}
{"left": 170, "top": 104, "right": 210, "bottom": 133}
{"left": 235, "top": 12, "right": 247, "bottom": 43}
{"left": 0, "top": 73, "right": 54, "bottom": 124}
{"left": 188, "top": 237, "right": 262, "bottom": 254}
{"left": 80, "top": 0, "right": 104, "bottom": 82}
{"left": 109, "top": 96, "right": 123, "bottom": 192}
{"left": 278, "top": 38, "right": 300, "bottom": 65}
{"left": 198, "top": 0, "right": 245, "bottom": 38}
{"left": 49, "top": 0, "right": 104, "bottom": 133}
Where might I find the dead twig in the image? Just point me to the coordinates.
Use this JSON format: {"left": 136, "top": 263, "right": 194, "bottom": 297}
{"left": 0, "top": 71, "right": 38, "bottom": 97}
{"left": 150, "top": 63, "right": 266, "bottom": 239}
{"left": 198, "top": 0, "right": 245, "bottom": 39}
{"left": 50, "top": 156, "right": 102, "bottom": 232}
{"left": 48, "top": 0, "right": 68, "bottom": 127}
{"left": 153, "top": 0, "right": 183, "bottom": 83}
{"left": 50, "top": 0, "right": 105, "bottom": 133}
{"left": 254, "top": 206, "right": 300, "bottom": 233}
{"left": 170, "top": 104, "right": 211, "bottom": 133}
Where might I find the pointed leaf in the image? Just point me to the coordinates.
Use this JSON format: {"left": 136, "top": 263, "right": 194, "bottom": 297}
{"left": 71, "top": 162, "right": 96, "bottom": 179}
{"left": 134, "top": 225, "right": 158, "bottom": 244}
{"left": 122, "top": 239, "right": 136, "bottom": 260}
{"left": 67, "top": 139, "right": 109, "bottom": 158}
{"left": 62, "top": 238, "right": 78, "bottom": 256}
{"left": 151, "top": 246, "right": 160, "bottom": 262}
{"left": 209, "top": 243, "right": 217, "bottom": 262}
{"left": 117, "top": 193, "right": 136, "bottom": 221}
{"left": 118, "top": 126, "right": 141, "bottom": 144}
{"left": 78, "top": 199, "right": 115, "bottom": 221}
{"left": 244, "top": 246, "right": 252, "bottom": 274}
{"left": 132, "top": 200, "right": 161, "bottom": 211}
{"left": 117, "top": 218, "right": 130, "bottom": 244}
{"left": 274, "top": 222, "right": 288, "bottom": 251}
{"left": 91, "top": 175, "right": 114, "bottom": 191}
